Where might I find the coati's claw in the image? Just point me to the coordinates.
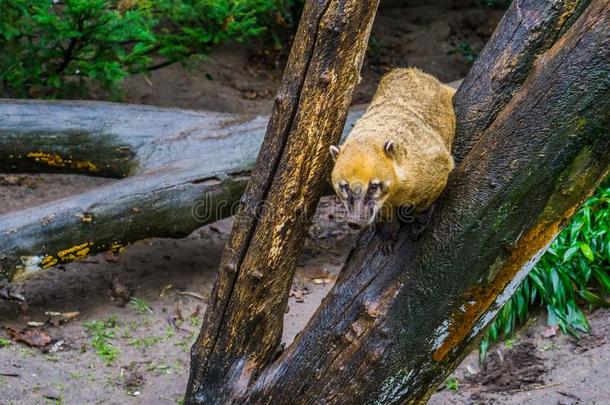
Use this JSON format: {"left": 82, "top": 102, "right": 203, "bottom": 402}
{"left": 380, "top": 240, "right": 394, "bottom": 255}
{"left": 376, "top": 220, "right": 400, "bottom": 255}
{"left": 412, "top": 204, "right": 436, "bottom": 239}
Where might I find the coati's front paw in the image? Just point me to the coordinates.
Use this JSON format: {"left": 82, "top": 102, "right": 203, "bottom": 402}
{"left": 412, "top": 204, "right": 436, "bottom": 239}
{"left": 375, "top": 220, "right": 400, "bottom": 255}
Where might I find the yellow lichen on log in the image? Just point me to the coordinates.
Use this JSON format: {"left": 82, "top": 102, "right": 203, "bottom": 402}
{"left": 27, "top": 151, "right": 99, "bottom": 172}
{"left": 57, "top": 242, "right": 94, "bottom": 262}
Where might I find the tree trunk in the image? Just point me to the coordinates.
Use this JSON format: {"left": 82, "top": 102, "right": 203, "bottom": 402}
{"left": 186, "top": 0, "right": 609, "bottom": 403}
{"left": 185, "top": 0, "right": 380, "bottom": 402}
{"left": 0, "top": 101, "right": 365, "bottom": 284}
{"left": 453, "top": 0, "right": 590, "bottom": 163}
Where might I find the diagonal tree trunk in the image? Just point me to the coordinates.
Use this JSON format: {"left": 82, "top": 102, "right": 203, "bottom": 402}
{"left": 185, "top": 0, "right": 381, "bottom": 402}
{"left": 186, "top": 0, "right": 609, "bottom": 403}
{"left": 453, "top": 0, "right": 591, "bottom": 163}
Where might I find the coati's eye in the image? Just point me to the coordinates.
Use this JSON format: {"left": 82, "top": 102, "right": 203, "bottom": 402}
{"left": 369, "top": 181, "right": 382, "bottom": 193}
{"left": 339, "top": 181, "right": 349, "bottom": 193}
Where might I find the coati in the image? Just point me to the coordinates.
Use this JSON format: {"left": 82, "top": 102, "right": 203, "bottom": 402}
{"left": 329, "top": 68, "right": 456, "bottom": 250}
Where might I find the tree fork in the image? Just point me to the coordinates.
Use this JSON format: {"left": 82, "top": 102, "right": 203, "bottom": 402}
{"left": 240, "top": 1, "right": 609, "bottom": 402}
{"left": 185, "top": 0, "right": 380, "bottom": 403}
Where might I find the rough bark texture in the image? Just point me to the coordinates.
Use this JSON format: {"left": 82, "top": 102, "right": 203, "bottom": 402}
{"left": 238, "top": 1, "right": 610, "bottom": 402}
{"left": 185, "top": 0, "right": 380, "bottom": 402}
{"left": 453, "top": 0, "right": 590, "bottom": 163}
{"left": 0, "top": 101, "right": 364, "bottom": 284}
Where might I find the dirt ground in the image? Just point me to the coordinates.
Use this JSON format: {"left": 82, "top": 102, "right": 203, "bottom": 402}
{"left": 2, "top": 2, "right": 609, "bottom": 404}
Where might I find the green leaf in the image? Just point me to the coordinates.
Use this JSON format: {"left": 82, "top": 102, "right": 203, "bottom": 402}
{"left": 562, "top": 245, "right": 580, "bottom": 262}
{"left": 579, "top": 242, "right": 595, "bottom": 261}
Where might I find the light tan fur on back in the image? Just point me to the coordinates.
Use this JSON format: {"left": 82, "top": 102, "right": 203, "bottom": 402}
{"left": 331, "top": 68, "right": 455, "bottom": 222}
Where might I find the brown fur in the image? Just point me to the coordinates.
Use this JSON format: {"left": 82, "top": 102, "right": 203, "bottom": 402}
{"left": 331, "top": 68, "right": 455, "bottom": 217}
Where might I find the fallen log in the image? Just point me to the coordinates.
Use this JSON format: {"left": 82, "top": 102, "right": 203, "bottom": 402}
{"left": 0, "top": 99, "right": 365, "bottom": 178}
{"left": 0, "top": 103, "right": 364, "bottom": 284}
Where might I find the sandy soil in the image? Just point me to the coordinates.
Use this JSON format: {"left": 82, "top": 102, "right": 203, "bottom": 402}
{"left": 2, "top": 2, "right": 609, "bottom": 404}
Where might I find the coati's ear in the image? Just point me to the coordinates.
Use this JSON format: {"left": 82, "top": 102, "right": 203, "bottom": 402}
{"left": 329, "top": 145, "right": 340, "bottom": 161}
{"left": 384, "top": 140, "right": 395, "bottom": 158}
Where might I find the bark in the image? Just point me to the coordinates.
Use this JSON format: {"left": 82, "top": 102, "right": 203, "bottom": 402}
{"left": 453, "top": 0, "right": 590, "bottom": 163}
{"left": 185, "top": 0, "right": 380, "bottom": 403}
{"left": 0, "top": 103, "right": 364, "bottom": 284}
{"left": 0, "top": 165, "right": 248, "bottom": 283}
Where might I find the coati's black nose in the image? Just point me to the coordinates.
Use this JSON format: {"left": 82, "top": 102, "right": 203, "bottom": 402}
{"left": 347, "top": 222, "right": 362, "bottom": 230}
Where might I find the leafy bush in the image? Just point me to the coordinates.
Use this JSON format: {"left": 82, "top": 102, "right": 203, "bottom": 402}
{"left": 0, "top": 0, "right": 155, "bottom": 97}
{"left": 151, "top": 0, "right": 292, "bottom": 69}
{"left": 0, "top": 0, "right": 303, "bottom": 98}
{"left": 481, "top": 179, "right": 610, "bottom": 361}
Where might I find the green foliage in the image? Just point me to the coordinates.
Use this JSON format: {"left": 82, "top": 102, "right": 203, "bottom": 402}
{"left": 0, "top": 0, "right": 304, "bottom": 97}
{"left": 0, "top": 338, "right": 12, "bottom": 347}
{"left": 0, "top": 0, "right": 155, "bottom": 97}
{"left": 481, "top": 179, "right": 610, "bottom": 362}
{"left": 129, "top": 296, "right": 153, "bottom": 314}
{"left": 129, "top": 335, "right": 163, "bottom": 349}
{"left": 152, "top": 0, "right": 294, "bottom": 67}
{"left": 444, "top": 377, "right": 459, "bottom": 392}
{"left": 83, "top": 316, "right": 120, "bottom": 365}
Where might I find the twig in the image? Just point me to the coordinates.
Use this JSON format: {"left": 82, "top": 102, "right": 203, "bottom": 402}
{"left": 0, "top": 372, "right": 20, "bottom": 377}
{"left": 509, "top": 381, "right": 562, "bottom": 393}
{"left": 177, "top": 291, "right": 206, "bottom": 301}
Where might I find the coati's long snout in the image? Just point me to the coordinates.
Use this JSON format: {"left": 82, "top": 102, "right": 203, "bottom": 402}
{"left": 342, "top": 183, "right": 379, "bottom": 228}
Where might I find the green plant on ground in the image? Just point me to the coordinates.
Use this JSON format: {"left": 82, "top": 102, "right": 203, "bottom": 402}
{"left": 444, "top": 377, "right": 459, "bottom": 392}
{"left": 0, "top": 0, "right": 304, "bottom": 98}
{"left": 480, "top": 179, "right": 610, "bottom": 362}
{"left": 0, "top": 338, "right": 12, "bottom": 347}
{"left": 129, "top": 335, "right": 163, "bottom": 349}
{"left": 130, "top": 296, "right": 153, "bottom": 314}
{"left": 83, "top": 316, "right": 120, "bottom": 365}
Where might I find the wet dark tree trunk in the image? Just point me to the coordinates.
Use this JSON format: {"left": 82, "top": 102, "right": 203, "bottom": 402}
{"left": 185, "top": 0, "right": 609, "bottom": 403}
{"left": 185, "top": 0, "right": 381, "bottom": 402}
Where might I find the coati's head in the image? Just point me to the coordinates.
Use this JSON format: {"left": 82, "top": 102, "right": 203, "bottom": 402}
{"left": 330, "top": 140, "right": 398, "bottom": 228}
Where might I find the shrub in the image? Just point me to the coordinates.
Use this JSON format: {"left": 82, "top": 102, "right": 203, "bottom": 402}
{"left": 0, "top": 0, "right": 156, "bottom": 97}
{"left": 0, "top": 0, "right": 304, "bottom": 98}
{"left": 481, "top": 178, "right": 610, "bottom": 362}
